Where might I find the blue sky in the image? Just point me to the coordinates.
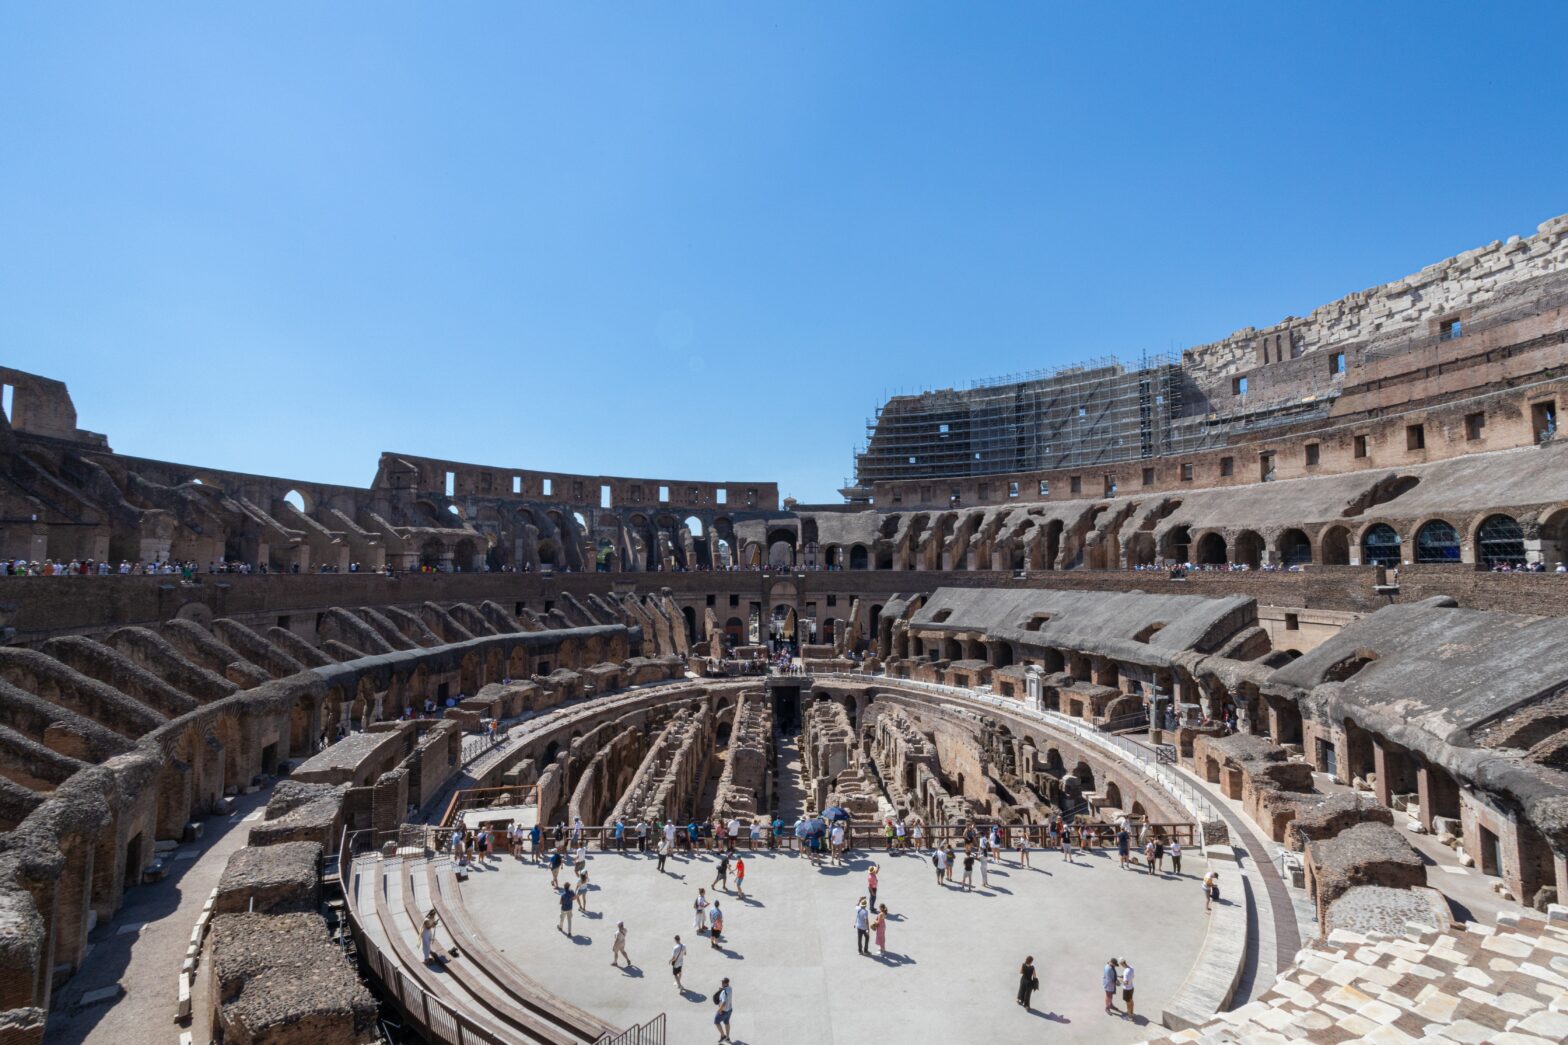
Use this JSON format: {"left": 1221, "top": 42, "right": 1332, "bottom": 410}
{"left": 3, "top": 4, "right": 1566, "bottom": 504}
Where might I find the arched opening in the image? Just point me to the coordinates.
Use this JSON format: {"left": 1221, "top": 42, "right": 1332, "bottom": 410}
{"left": 1320, "top": 525, "right": 1350, "bottom": 566}
{"left": 453, "top": 537, "right": 477, "bottom": 571}
{"left": 684, "top": 515, "right": 704, "bottom": 537}
{"left": 1103, "top": 780, "right": 1123, "bottom": 810}
{"left": 1476, "top": 514, "right": 1525, "bottom": 568}
{"left": 282, "top": 489, "right": 306, "bottom": 514}
{"left": 1324, "top": 648, "right": 1378, "bottom": 682}
{"left": 1232, "top": 530, "right": 1264, "bottom": 569}
{"left": 723, "top": 617, "right": 745, "bottom": 649}
{"left": 682, "top": 606, "right": 698, "bottom": 644}
{"left": 1126, "top": 532, "right": 1156, "bottom": 567}
{"left": 1361, "top": 524, "right": 1402, "bottom": 568}
{"left": 768, "top": 541, "right": 794, "bottom": 568}
{"left": 1162, "top": 524, "right": 1192, "bottom": 564}
{"left": 849, "top": 544, "right": 869, "bottom": 570}
{"left": 712, "top": 538, "right": 733, "bottom": 568}
{"left": 536, "top": 538, "right": 560, "bottom": 566}
{"left": 1415, "top": 519, "right": 1461, "bottom": 563}
{"left": 1277, "top": 528, "right": 1312, "bottom": 568}
{"left": 989, "top": 642, "right": 1015, "bottom": 668}
{"left": 1072, "top": 761, "right": 1096, "bottom": 793}
{"left": 418, "top": 537, "right": 445, "bottom": 569}
{"left": 1195, "top": 532, "right": 1227, "bottom": 565}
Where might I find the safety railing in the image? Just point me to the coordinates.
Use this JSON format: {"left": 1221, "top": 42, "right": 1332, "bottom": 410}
{"left": 439, "top": 783, "right": 540, "bottom": 829}
{"left": 595, "top": 1014, "right": 667, "bottom": 1045}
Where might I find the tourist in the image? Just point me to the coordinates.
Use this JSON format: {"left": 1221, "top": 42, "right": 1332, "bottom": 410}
{"left": 945, "top": 844, "right": 957, "bottom": 883}
{"left": 1017, "top": 828, "right": 1031, "bottom": 868}
{"left": 1154, "top": 837, "right": 1166, "bottom": 872}
{"left": 1117, "top": 826, "right": 1131, "bottom": 869}
{"left": 854, "top": 897, "right": 871, "bottom": 955}
{"left": 664, "top": 819, "right": 677, "bottom": 852}
{"left": 713, "top": 976, "right": 733, "bottom": 1042}
{"left": 1204, "top": 869, "right": 1220, "bottom": 911}
{"left": 748, "top": 819, "right": 760, "bottom": 848}
{"left": 557, "top": 883, "right": 575, "bottom": 935}
{"left": 1018, "top": 955, "right": 1039, "bottom": 1008}
{"left": 873, "top": 903, "right": 888, "bottom": 957}
{"left": 1119, "top": 958, "right": 1136, "bottom": 1018}
{"left": 421, "top": 909, "right": 440, "bottom": 964}
{"left": 867, "top": 863, "right": 879, "bottom": 909}
{"left": 912, "top": 820, "right": 925, "bottom": 852}
{"left": 932, "top": 846, "right": 946, "bottom": 884}
{"left": 961, "top": 849, "right": 975, "bottom": 891}
{"left": 979, "top": 848, "right": 990, "bottom": 888}
{"left": 549, "top": 848, "right": 563, "bottom": 888}
{"left": 712, "top": 851, "right": 730, "bottom": 891}
{"left": 693, "top": 888, "right": 710, "bottom": 934}
{"left": 573, "top": 843, "right": 588, "bottom": 878}
{"left": 894, "top": 818, "right": 906, "bottom": 850}
{"left": 1170, "top": 839, "right": 1182, "bottom": 875}
{"left": 726, "top": 815, "right": 741, "bottom": 853}
{"left": 734, "top": 856, "right": 745, "bottom": 899}
{"left": 656, "top": 838, "right": 670, "bottom": 874}
{"left": 1144, "top": 839, "right": 1156, "bottom": 874}
{"left": 670, "top": 935, "right": 686, "bottom": 990}
{"left": 611, "top": 921, "right": 630, "bottom": 967}
{"left": 614, "top": 819, "right": 625, "bottom": 851}
{"left": 1102, "top": 957, "right": 1119, "bottom": 1014}
{"left": 708, "top": 900, "right": 724, "bottom": 948}
{"left": 576, "top": 867, "right": 590, "bottom": 912}
{"left": 530, "top": 822, "right": 542, "bottom": 863}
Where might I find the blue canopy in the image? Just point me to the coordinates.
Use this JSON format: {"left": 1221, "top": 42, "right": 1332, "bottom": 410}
{"left": 822, "top": 807, "right": 851, "bottom": 822}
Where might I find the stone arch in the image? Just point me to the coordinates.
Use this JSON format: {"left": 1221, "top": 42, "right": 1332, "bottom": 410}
{"left": 1360, "top": 522, "right": 1402, "bottom": 567}
{"left": 1474, "top": 513, "right": 1525, "bottom": 567}
{"left": 1232, "top": 529, "right": 1265, "bottom": 569}
{"left": 1319, "top": 524, "right": 1351, "bottom": 566}
{"left": 1125, "top": 531, "right": 1156, "bottom": 567}
{"left": 1277, "top": 528, "right": 1312, "bottom": 568}
{"left": 1104, "top": 779, "right": 1123, "bottom": 809}
{"left": 849, "top": 544, "right": 869, "bottom": 570}
{"left": 536, "top": 537, "right": 561, "bottom": 566}
{"left": 1414, "top": 518, "right": 1461, "bottom": 563}
{"left": 282, "top": 488, "right": 308, "bottom": 514}
{"left": 1195, "top": 531, "right": 1227, "bottom": 565}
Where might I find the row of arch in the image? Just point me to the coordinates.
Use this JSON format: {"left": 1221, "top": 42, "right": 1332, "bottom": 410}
{"left": 1132, "top": 513, "right": 1539, "bottom": 569}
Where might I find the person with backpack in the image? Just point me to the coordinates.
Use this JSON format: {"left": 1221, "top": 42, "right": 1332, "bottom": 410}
{"left": 713, "top": 977, "right": 733, "bottom": 1042}
{"left": 1204, "top": 869, "right": 1221, "bottom": 911}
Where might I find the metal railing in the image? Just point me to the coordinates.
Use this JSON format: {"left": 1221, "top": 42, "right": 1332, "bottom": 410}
{"left": 595, "top": 1014, "right": 667, "bottom": 1045}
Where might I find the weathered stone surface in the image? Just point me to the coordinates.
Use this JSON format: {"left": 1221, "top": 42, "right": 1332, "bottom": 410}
{"left": 211, "top": 912, "right": 376, "bottom": 1045}
{"left": 215, "top": 841, "right": 322, "bottom": 915}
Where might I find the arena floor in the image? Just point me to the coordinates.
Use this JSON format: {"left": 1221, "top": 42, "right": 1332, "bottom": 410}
{"left": 456, "top": 843, "right": 1209, "bottom": 1044}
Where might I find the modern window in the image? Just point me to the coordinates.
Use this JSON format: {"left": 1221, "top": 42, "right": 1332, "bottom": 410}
{"left": 1361, "top": 524, "right": 1401, "bottom": 567}
{"left": 1415, "top": 519, "right": 1461, "bottom": 563}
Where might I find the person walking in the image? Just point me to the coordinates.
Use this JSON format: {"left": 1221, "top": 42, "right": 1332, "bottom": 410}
{"left": 1154, "top": 837, "right": 1166, "bottom": 873}
{"left": 1119, "top": 958, "right": 1136, "bottom": 1018}
{"left": 873, "top": 903, "right": 888, "bottom": 957}
{"left": 734, "top": 856, "right": 746, "bottom": 899}
{"left": 657, "top": 838, "right": 670, "bottom": 874}
{"left": 530, "top": 822, "right": 542, "bottom": 863}
{"left": 557, "top": 883, "right": 575, "bottom": 935}
{"left": 1170, "top": 839, "right": 1182, "bottom": 876}
{"left": 713, "top": 977, "right": 733, "bottom": 1042}
{"left": 854, "top": 898, "right": 871, "bottom": 955}
{"left": 1102, "top": 957, "right": 1119, "bottom": 1014}
{"left": 709, "top": 900, "right": 724, "bottom": 948}
{"left": 670, "top": 935, "right": 686, "bottom": 991}
{"left": 576, "top": 868, "right": 590, "bottom": 912}
{"left": 1143, "top": 839, "right": 1156, "bottom": 874}
{"left": 933, "top": 846, "right": 947, "bottom": 885}
{"left": 1018, "top": 955, "right": 1039, "bottom": 1009}
{"left": 713, "top": 851, "right": 730, "bottom": 892}
{"left": 694, "top": 888, "right": 710, "bottom": 934}
{"left": 867, "top": 863, "right": 879, "bottom": 910}
{"left": 1203, "top": 870, "right": 1220, "bottom": 912}
{"left": 421, "top": 909, "right": 440, "bottom": 964}
{"left": 549, "top": 848, "right": 563, "bottom": 888}
{"left": 611, "top": 921, "right": 630, "bottom": 967}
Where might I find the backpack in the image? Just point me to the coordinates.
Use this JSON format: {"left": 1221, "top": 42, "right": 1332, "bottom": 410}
{"left": 712, "top": 989, "right": 723, "bottom": 1004}
{"left": 932, "top": 853, "right": 941, "bottom": 868}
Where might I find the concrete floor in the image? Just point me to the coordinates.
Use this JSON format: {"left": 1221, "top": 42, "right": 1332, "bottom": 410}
{"left": 458, "top": 843, "right": 1211, "bottom": 1045}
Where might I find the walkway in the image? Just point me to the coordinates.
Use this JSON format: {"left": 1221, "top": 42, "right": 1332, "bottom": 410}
{"left": 43, "top": 787, "right": 273, "bottom": 1045}
{"left": 772, "top": 731, "right": 808, "bottom": 822}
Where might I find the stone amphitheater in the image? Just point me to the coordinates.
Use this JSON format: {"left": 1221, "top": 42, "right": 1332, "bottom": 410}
{"left": 3, "top": 214, "right": 1568, "bottom": 1045}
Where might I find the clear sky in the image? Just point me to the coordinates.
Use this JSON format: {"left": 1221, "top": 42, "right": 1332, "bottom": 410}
{"left": 3, "top": 4, "right": 1566, "bottom": 504}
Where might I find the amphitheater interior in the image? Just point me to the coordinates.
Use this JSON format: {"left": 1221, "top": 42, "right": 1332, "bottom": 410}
{"left": 4, "top": 215, "right": 1568, "bottom": 1045}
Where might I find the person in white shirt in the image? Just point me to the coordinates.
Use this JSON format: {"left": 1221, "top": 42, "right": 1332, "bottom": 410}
{"left": 1118, "top": 959, "right": 1136, "bottom": 1018}
{"left": 669, "top": 935, "right": 686, "bottom": 990}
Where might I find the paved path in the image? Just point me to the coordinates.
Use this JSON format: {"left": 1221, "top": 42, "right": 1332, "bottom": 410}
{"left": 43, "top": 787, "right": 273, "bottom": 1045}
{"left": 772, "top": 731, "right": 807, "bottom": 822}
{"left": 460, "top": 842, "right": 1209, "bottom": 1044}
